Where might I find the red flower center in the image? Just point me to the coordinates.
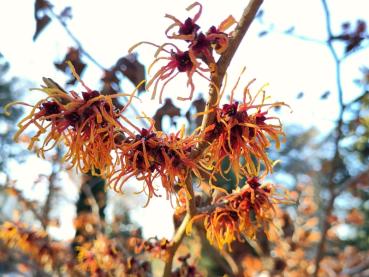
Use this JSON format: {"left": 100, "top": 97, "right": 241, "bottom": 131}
{"left": 179, "top": 17, "right": 200, "bottom": 36}
{"left": 173, "top": 51, "right": 193, "bottom": 72}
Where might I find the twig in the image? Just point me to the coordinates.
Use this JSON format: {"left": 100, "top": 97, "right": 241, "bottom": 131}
{"left": 40, "top": 171, "right": 56, "bottom": 229}
{"left": 281, "top": 31, "right": 326, "bottom": 44}
{"left": 41, "top": 147, "right": 62, "bottom": 230}
{"left": 80, "top": 181, "right": 104, "bottom": 234}
{"left": 47, "top": 8, "right": 105, "bottom": 70}
{"left": 163, "top": 213, "right": 190, "bottom": 272}
{"left": 313, "top": 0, "right": 347, "bottom": 275}
{"left": 163, "top": 1, "right": 264, "bottom": 276}
{"left": 337, "top": 165, "right": 369, "bottom": 195}
{"left": 342, "top": 258, "right": 369, "bottom": 275}
{"left": 316, "top": 89, "right": 368, "bottom": 148}
{"left": 162, "top": 178, "right": 196, "bottom": 277}
{"left": 2, "top": 183, "right": 44, "bottom": 227}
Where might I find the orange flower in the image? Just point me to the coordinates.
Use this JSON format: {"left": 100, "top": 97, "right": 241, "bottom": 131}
{"left": 129, "top": 42, "right": 210, "bottom": 103}
{"left": 203, "top": 207, "right": 240, "bottom": 251}
{"left": 0, "top": 222, "right": 61, "bottom": 270}
{"left": 203, "top": 80, "right": 287, "bottom": 185}
{"left": 77, "top": 235, "right": 151, "bottom": 276}
{"left": 190, "top": 177, "right": 282, "bottom": 250}
{"left": 129, "top": 236, "right": 170, "bottom": 260}
{"left": 5, "top": 62, "right": 140, "bottom": 176}
{"left": 108, "top": 126, "right": 202, "bottom": 206}
{"left": 129, "top": 2, "right": 236, "bottom": 103}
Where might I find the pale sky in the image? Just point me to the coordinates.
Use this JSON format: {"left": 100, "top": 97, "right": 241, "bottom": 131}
{"left": 1, "top": 0, "right": 368, "bottom": 240}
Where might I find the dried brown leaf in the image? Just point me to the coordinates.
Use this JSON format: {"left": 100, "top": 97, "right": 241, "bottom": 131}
{"left": 115, "top": 54, "right": 145, "bottom": 93}
{"left": 54, "top": 48, "right": 86, "bottom": 85}
{"left": 153, "top": 98, "right": 180, "bottom": 131}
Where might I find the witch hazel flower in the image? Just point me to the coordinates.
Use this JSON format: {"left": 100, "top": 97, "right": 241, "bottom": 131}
{"left": 5, "top": 62, "right": 142, "bottom": 176}
{"left": 107, "top": 125, "right": 203, "bottom": 206}
{"left": 202, "top": 72, "right": 288, "bottom": 185}
{"left": 187, "top": 176, "right": 285, "bottom": 251}
{"left": 129, "top": 2, "right": 236, "bottom": 103}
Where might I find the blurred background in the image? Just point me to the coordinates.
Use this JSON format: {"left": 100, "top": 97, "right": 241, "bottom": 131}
{"left": 0, "top": 0, "right": 368, "bottom": 276}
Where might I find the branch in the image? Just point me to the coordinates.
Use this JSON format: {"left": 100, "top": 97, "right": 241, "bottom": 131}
{"left": 313, "top": 0, "right": 347, "bottom": 275}
{"left": 40, "top": 171, "right": 56, "bottom": 229}
{"left": 2, "top": 183, "right": 44, "bottom": 228}
{"left": 163, "top": 1, "right": 264, "bottom": 276}
{"left": 316, "top": 89, "right": 368, "bottom": 149}
{"left": 346, "top": 90, "right": 369, "bottom": 108}
{"left": 191, "top": 0, "right": 264, "bottom": 159}
{"left": 342, "top": 258, "right": 369, "bottom": 275}
{"left": 41, "top": 147, "right": 62, "bottom": 230}
{"left": 281, "top": 31, "right": 326, "bottom": 44}
{"left": 162, "top": 178, "right": 196, "bottom": 277}
{"left": 337, "top": 165, "right": 369, "bottom": 194}
{"left": 47, "top": 8, "right": 105, "bottom": 70}
{"left": 80, "top": 181, "right": 104, "bottom": 234}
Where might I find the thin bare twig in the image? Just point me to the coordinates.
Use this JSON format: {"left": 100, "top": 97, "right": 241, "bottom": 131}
{"left": 2, "top": 182, "right": 44, "bottom": 227}
{"left": 41, "top": 147, "right": 62, "bottom": 230}
{"left": 80, "top": 181, "right": 104, "bottom": 234}
{"left": 47, "top": 8, "right": 105, "bottom": 70}
{"left": 281, "top": 31, "right": 326, "bottom": 44}
{"left": 313, "top": 0, "right": 346, "bottom": 275}
{"left": 342, "top": 258, "right": 369, "bottom": 275}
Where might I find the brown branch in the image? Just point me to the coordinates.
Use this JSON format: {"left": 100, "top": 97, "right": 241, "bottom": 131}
{"left": 190, "top": 0, "right": 263, "bottom": 159}
{"left": 217, "top": 0, "right": 264, "bottom": 79}
{"left": 80, "top": 182, "right": 104, "bottom": 234}
{"left": 2, "top": 183, "right": 44, "bottom": 227}
{"left": 40, "top": 171, "right": 56, "bottom": 229}
{"left": 337, "top": 165, "right": 369, "bottom": 194}
{"left": 162, "top": 178, "right": 196, "bottom": 277}
{"left": 41, "top": 147, "right": 62, "bottom": 230}
{"left": 342, "top": 258, "right": 369, "bottom": 275}
{"left": 313, "top": 0, "right": 347, "bottom": 275}
{"left": 163, "top": 1, "right": 264, "bottom": 276}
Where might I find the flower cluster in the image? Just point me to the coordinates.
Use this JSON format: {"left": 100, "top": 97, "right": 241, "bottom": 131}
{"left": 189, "top": 177, "right": 281, "bottom": 250}
{"left": 6, "top": 63, "right": 205, "bottom": 205}
{"left": 0, "top": 222, "right": 70, "bottom": 272}
{"left": 129, "top": 2, "right": 236, "bottom": 103}
{"left": 129, "top": 236, "right": 170, "bottom": 260}
{"left": 5, "top": 2, "right": 291, "bottom": 263}
{"left": 203, "top": 81, "right": 286, "bottom": 185}
{"left": 77, "top": 235, "right": 150, "bottom": 276}
{"left": 5, "top": 63, "right": 139, "bottom": 176}
{"left": 108, "top": 126, "right": 203, "bottom": 205}
{"left": 0, "top": 222, "right": 152, "bottom": 276}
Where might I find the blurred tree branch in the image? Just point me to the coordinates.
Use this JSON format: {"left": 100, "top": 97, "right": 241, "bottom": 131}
{"left": 313, "top": 0, "right": 348, "bottom": 274}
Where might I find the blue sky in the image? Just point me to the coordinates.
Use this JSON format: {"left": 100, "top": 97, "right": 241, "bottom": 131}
{"left": 1, "top": 0, "right": 368, "bottom": 239}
